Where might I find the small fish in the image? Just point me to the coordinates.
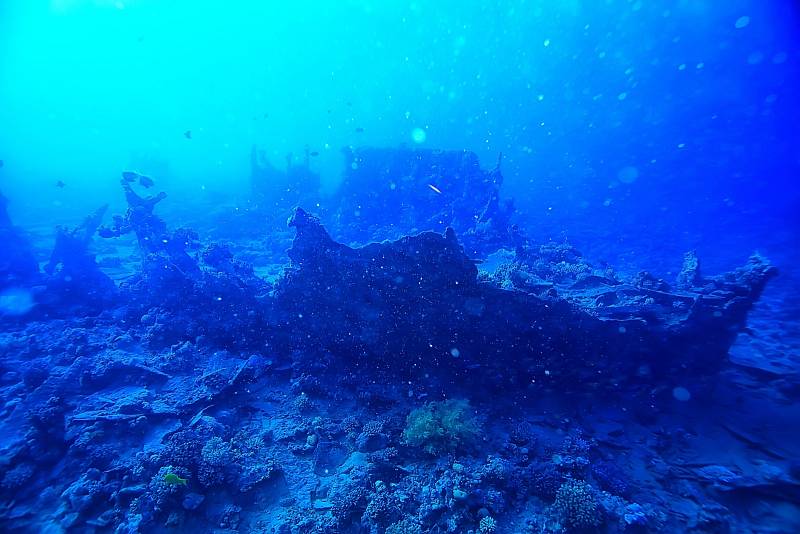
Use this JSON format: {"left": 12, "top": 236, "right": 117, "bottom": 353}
{"left": 163, "top": 473, "right": 188, "bottom": 486}
{"left": 184, "top": 130, "right": 192, "bottom": 139}
{"left": 0, "top": 159, "right": 4, "bottom": 168}
{"left": 427, "top": 184, "right": 442, "bottom": 194}
{"left": 355, "top": 127, "right": 364, "bottom": 133}
{"left": 56, "top": 180, "right": 66, "bottom": 188}
{"left": 310, "top": 151, "right": 319, "bottom": 157}
{"left": 139, "top": 175, "right": 154, "bottom": 188}
{"left": 122, "top": 171, "right": 138, "bottom": 182}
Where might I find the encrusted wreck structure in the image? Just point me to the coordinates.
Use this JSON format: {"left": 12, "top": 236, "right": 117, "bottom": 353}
{"left": 329, "top": 147, "right": 515, "bottom": 256}
{"left": 250, "top": 144, "right": 320, "bottom": 214}
{"left": 276, "top": 207, "right": 776, "bottom": 389}
{"left": 0, "top": 150, "right": 791, "bottom": 533}
{"left": 43, "top": 205, "right": 117, "bottom": 313}
{"left": 1, "top": 154, "right": 777, "bottom": 385}
{"left": 247, "top": 145, "right": 516, "bottom": 256}
{"left": 58, "top": 168, "right": 775, "bottom": 390}
{"left": 0, "top": 190, "right": 39, "bottom": 292}
{"left": 0, "top": 190, "right": 114, "bottom": 316}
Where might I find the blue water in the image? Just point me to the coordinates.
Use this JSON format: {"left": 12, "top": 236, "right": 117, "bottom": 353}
{"left": 0, "top": 1, "right": 798, "bottom": 533}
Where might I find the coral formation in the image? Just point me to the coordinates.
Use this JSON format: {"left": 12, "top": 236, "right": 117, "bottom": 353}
{"left": 553, "top": 479, "right": 602, "bottom": 530}
{"left": 402, "top": 399, "right": 480, "bottom": 455}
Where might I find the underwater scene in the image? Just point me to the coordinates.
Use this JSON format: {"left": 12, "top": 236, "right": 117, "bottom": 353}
{"left": 1, "top": 1, "right": 799, "bottom": 533}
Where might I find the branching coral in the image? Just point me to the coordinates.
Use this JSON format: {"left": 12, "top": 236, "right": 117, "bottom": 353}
{"left": 386, "top": 518, "right": 422, "bottom": 534}
{"left": 402, "top": 399, "right": 480, "bottom": 455}
{"left": 553, "top": 479, "right": 602, "bottom": 530}
{"left": 198, "top": 436, "right": 232, "bottom": 488}
{"left": 479, "top": 516, "right": 498, "bottom": 533}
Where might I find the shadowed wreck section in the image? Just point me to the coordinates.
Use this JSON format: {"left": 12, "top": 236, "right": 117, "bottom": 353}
{"left": 275, "top": 206, "right": 777, "bottom": 389}
{"left": 277, "top": 208, "right": 480, "bottom": 373}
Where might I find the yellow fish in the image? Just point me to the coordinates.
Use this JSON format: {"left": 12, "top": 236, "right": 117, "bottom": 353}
{"left": 163, "top": 473, "right": 188, "bottom": 486}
